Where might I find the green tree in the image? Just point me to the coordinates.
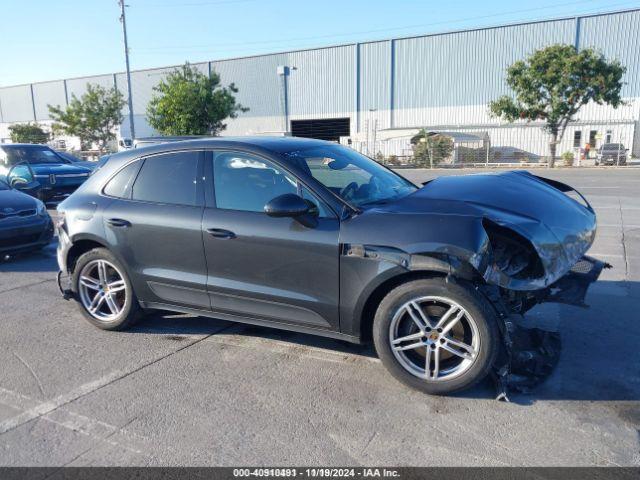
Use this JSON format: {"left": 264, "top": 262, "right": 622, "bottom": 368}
{"left": 411, "top": 130, "right": 454, "bottom": 167}
{"left": 48, "top": 83, "right": 125, "bottom": 152}
{"left": 489, "top": 44, "right": 626, "bottom": 167}
{"left": 146, "top": 63, "right": 247, "bottom": 136}
{"left": 8, "top": 123, "right": 50, "bottom": 144}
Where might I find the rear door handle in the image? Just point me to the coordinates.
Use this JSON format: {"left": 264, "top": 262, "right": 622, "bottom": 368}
{"left": 106, "top": 218, "right": 131, "bottom": 228}
{"left": 206, "top": 228, "right": 236, "bottom": 239}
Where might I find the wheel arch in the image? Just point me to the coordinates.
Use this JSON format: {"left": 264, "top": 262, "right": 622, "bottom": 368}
{"left": 354, "top": 249, "right": 484, "bottom": 342}
{"left": 65, "top": 235, "right": 111, "bottom": 274}
{"left": 357, "top": 269, "right": 449, "bottom": 343}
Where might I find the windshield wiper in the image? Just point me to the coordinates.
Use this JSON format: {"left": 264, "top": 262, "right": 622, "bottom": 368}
{"left": 358, "top": 199, "right": 392, "bottom": 207}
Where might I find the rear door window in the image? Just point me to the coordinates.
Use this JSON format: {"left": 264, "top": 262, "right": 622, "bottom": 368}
{"left": 132, "top": 151, "right": 200, "bottom": 206}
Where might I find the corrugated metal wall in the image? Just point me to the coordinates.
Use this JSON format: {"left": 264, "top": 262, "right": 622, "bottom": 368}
{"left": 579, "top": 10, "right": 640, "bottom": 97}
{"left": 31, "top": 81, "right": 67, "bottom": 120}
{"left": 0, "top": 84, "right": 34, "bottom": 123}
{"left": 66, "top": 74, "right": 116, "bottom": 101}
{"left": 393, "top": 18, "right": 576, "bottom": 127}
{"left": 287, "top": 45, "right": 355, "bottom": 117}
{"left": 1, "top": 9, "right": 639, "bottom": 157}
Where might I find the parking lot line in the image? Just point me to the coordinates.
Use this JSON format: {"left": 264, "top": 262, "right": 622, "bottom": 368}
{"left": 0, "top": 324, "right": 233, "bottom": 436}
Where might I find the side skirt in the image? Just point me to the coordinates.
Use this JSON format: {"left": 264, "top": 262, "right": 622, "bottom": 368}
{"left": 139, "top": 300, "right": 363, "bottom": 345}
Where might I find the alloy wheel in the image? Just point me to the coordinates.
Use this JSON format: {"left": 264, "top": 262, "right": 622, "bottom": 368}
{"left": 389, "top": 296, "right": 480, "bottom": 381}
{"left": 78, "top": 260, "right": 127, "bottom": 321}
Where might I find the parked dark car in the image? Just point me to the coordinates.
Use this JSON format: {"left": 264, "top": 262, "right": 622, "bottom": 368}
{"left": 0, "top": 144, "right": 93, "bottom": 203}
{"left": 0, "top": 178, "right": 53, "bottom": 256}
{"left": 56, "top": 137, "right": 604, "bottom": 395}
{"left": 596, "top": 143, "right": 628, "bottom": 165}
{"left": 55, "top": 150, "right": 99, "bottom": 170}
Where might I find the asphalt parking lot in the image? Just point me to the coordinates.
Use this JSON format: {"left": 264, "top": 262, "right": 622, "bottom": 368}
{"left": 0, "top": 168, "right": 639, "bottom": 466}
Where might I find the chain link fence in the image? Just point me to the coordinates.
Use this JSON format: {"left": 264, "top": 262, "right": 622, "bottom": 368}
{"left": 347, "top": 121, "right": 638, "bottom": 168}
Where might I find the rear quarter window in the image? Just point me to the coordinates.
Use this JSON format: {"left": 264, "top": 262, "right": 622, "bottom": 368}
{"left": 103, "top": 161, "right": 141, "bottom": 199}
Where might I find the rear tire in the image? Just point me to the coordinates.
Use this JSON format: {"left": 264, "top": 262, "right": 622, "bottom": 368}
{"left": 373, "top": 278, "right": 499, "bottom": 395}
{"left": 71, "top": 248, "right": 140, "bottom": 331}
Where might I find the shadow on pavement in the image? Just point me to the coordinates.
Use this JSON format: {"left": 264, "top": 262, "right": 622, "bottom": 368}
{"left": 0, "top": 242, "right": 58, "bottom": 273}
{"left": 132, "top": 312, "right": 377, "bottom": 359}
{"left": 129, "top": 280, "right": 640, "bottom": 405}
{"left": 3, "top": 243, "right": 637, "bottom": 405}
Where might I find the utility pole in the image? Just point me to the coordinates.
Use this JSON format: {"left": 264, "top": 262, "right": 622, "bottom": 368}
{"left": 119, "top": 0, "right": 136, "bottom": 140}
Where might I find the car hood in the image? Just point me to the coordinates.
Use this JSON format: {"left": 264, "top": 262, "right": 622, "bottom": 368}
{"left": 30, "top": 163, "right": 92, "bottom": 175}
{"left": 70, "top": 160, "right": 97, "bottom": 170}
{"left": 0, "top": 188, "right": 38, "bottom": 211}
{"left": 359, "top": 171, "right": 597, "bottom": 290}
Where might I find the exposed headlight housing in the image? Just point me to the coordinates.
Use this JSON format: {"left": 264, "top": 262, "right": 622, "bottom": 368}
{"left": 482, "top": 219, "right": 544, "bottom": 281}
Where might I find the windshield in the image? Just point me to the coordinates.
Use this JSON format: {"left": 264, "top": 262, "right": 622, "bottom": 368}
{"left": 282, "top": 145, "right": 417, "bottom": 207}
{"left": 0, "top": 145, "right": 69, "bottom": 165}
{"left": 601, "top": 144, "right": 623, "bottom": 150}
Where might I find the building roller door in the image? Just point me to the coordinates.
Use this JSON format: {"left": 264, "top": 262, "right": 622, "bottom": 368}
{"left": 291, "top": 118, "right": 350, "bottom": 142}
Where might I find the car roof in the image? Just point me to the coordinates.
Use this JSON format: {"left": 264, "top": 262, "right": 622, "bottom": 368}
{"left": 106, "top": 136, "right": 339, "bottom": 164}
{"left": 143, "top": 136, "right": 333, "bottom": 151}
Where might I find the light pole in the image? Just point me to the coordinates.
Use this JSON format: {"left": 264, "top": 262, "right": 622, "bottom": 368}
{"left": 369, "top": 109, "right": 378, "bottom": 158}
{"left": 277, "top": 66, "right": 296, "bottom": 135}
{"left": 118, "top": 0, "right": 136, "bottom": 140}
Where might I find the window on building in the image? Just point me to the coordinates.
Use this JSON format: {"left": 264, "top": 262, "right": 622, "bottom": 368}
{"left": 589, "top": 130, "right": 598, "bottom": 148}
{"left": 605, "top": 130, "right": 613, "bottom": 144}
{"left": 573, "top": 131, "right": 582, "bottom": 148}
{"left": 132, "top": 151, "right": 199, "bottom": 206}
{"left": 103, "top": 161, "right": 141, "bottom": 199}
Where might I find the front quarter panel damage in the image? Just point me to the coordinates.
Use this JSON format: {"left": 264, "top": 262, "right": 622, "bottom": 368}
{"left": 339, "top": 190, "right": 603, "bottom": 337}
{"left": 339, "top": 171, "right": 606, "bottom": 398}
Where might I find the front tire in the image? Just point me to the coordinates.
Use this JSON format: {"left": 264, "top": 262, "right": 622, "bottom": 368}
{"left": 373, "top": 278, "right": 499, "bottom": 395}
{"left": 71, "top": 248, "right": 140, "bottom": 331}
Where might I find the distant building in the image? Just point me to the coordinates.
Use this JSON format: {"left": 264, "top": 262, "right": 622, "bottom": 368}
{"left": 1, "top": 8, "right": 639, "bottom": 162}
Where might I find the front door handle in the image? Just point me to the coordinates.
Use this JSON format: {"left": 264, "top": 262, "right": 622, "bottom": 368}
{"left": 106, "top": 218, "right": 131, "bottom": 228}
{"left": 206, "top": 228, "right": 236, "bottom": 239}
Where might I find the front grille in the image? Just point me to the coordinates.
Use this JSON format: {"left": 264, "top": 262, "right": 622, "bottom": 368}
{"left": 0, "top": 233, "right": 41, "bottom": 248}
{"left": 571, "top": 259, "right": 594, "bottom": 274}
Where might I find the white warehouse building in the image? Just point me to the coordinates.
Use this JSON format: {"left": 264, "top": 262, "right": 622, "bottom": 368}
{"left": 1, "top": 8, "right": 639, "bottom": 162}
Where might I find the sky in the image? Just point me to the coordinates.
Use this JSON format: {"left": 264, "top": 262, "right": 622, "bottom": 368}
{"left": 1, "top": 0, "right": 639, "bottom": 87}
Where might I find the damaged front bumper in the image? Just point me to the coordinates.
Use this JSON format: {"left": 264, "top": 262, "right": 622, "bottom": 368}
{"left": 490, "top": 255, "right": 608, "bottom": 401}
{"left": 545, "top": 255, "right": 609, "bottom": 307}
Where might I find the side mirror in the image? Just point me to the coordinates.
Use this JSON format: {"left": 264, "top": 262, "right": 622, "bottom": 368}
{"left": 7, "top": 163, "right": 41, "bottom": 197}
{"left": 264, "top": 193, "right": 309, "bottom": 218}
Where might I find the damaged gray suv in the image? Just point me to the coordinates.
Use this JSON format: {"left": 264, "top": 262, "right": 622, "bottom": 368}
{"left": 56, "top": 137, "right": 605, "bottom": 395}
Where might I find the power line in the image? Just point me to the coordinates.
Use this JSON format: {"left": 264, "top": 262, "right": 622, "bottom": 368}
{"left": 133, "top": 0, "right": 612, "bottom": 52}
{"left": 132, "top": 2, "right": 640, "bottom": 60}
{"left": 137, "top": 0, "right": 259, "bottom": 6}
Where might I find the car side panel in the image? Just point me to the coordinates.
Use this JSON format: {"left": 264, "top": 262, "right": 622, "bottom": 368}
{"left": 202, "top": 207, "right": 341, "bottom": 330}
{"left": 103, "top": 199, "right": 209, "bottom": 308}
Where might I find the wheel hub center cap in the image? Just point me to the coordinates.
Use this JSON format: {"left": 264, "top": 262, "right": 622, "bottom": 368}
{"left": 428, "top": 331, "right": 439, "bottom": 341}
